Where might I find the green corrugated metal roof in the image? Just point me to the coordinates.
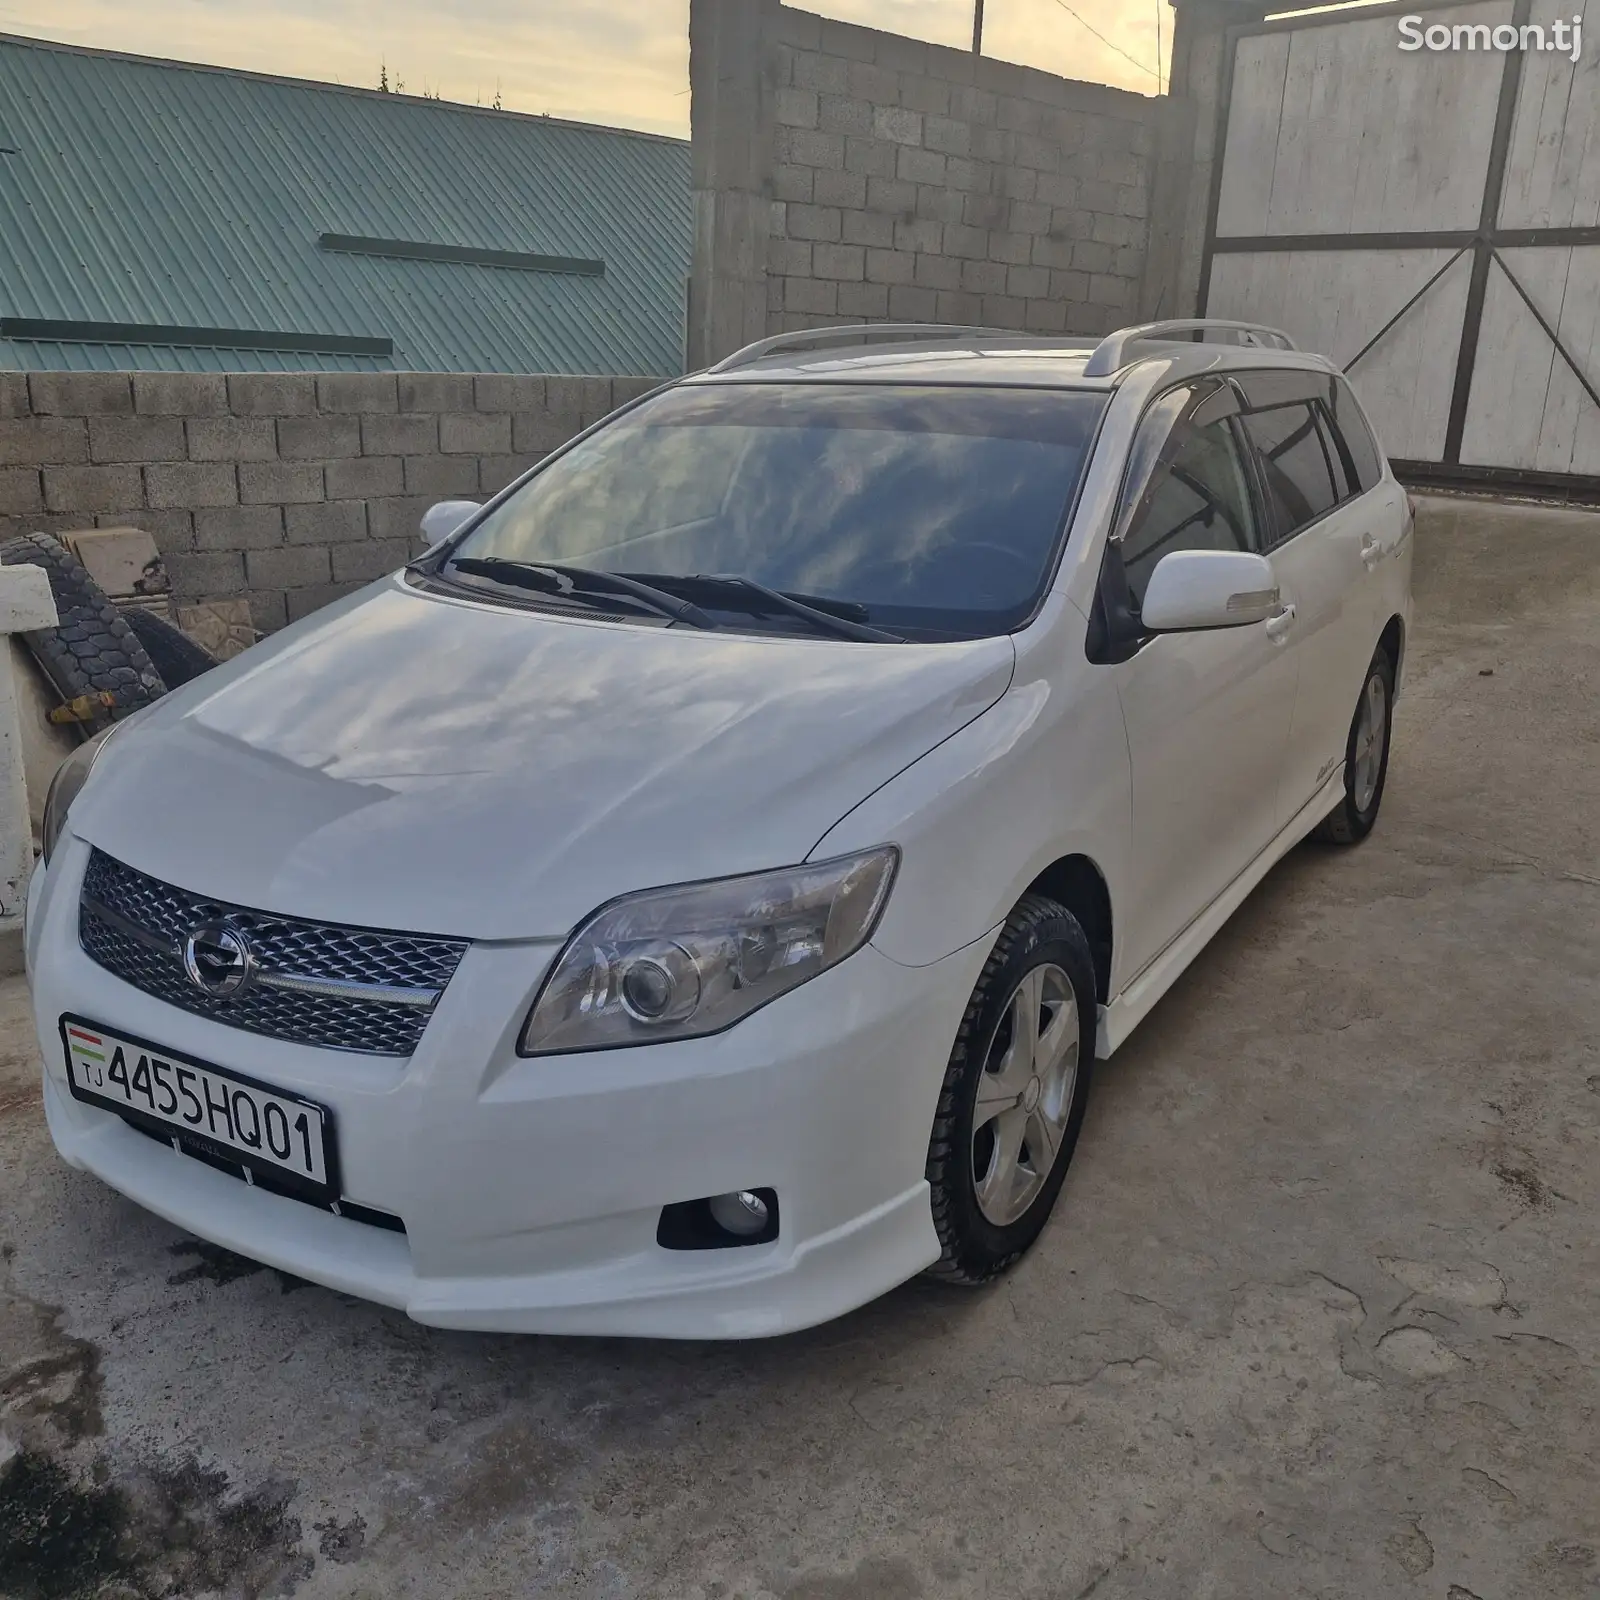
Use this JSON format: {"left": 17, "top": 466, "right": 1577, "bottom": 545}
{"left": 0, "top": 34, "right": 690, "bottom": 375}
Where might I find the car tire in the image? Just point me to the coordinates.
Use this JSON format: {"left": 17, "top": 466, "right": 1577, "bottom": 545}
{"left": 925, "top": 892, "right": 1096, "bottom": 1285}
{"left": 122, "top": 606, "right": 220, "bottom": 688}
{"left": 1313, "top": 643, "right": 1395, "bottom": 846}
{"left": 0, "top": 532, "right": 167, "bottom": 731}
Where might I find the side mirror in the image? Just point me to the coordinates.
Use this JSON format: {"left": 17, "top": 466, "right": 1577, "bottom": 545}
{"left": 417, "top": 499, "right": 481, "bottom": 554}
{"left": 1140, "top": 549, "right": 1280, "bottom": 631}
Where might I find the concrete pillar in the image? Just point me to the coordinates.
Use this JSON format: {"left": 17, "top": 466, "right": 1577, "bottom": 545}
{"left": 0, "top": 564, "right": 59, "bottom": 925}
{"left": 1156, "top": 0, "right": 1270, "bottom": 318}
{"left": 687, "top": 0, "right": 781, "bottom": 369}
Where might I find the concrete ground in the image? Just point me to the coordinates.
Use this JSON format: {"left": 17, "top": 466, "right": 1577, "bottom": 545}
{"left": 1, "top": 495, "right": 1596, "bottom": 1600}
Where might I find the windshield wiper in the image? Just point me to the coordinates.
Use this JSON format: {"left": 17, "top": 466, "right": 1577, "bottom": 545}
{"left": 621, "top": 572, "right": 904, "bottom": 644}
{"left": 447, "top": 557, "right": 718, "bottom": 630}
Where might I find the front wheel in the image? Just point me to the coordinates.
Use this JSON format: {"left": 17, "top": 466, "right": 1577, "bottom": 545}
{"left": 1314, "top": 643, "right": 1395, "bottom": 845}
{"left": 925, "top": 894, "right": 1096, "bottom": 1285}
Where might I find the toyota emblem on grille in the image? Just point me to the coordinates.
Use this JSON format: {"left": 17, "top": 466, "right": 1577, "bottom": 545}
{"left": 182, "top": 921, "right": 256, "bottom": 998}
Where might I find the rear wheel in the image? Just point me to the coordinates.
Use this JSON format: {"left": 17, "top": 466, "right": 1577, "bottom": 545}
{"left": 925, "top": 894, "right": 1096, "bottom": 1284}
{"left": 1314, "top": 644, "right": 1394, "bottom": 844}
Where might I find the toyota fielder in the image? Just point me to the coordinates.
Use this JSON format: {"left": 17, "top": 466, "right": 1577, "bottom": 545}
{"left": 27, "top": 321, "right": 1412, "bottom": 1338}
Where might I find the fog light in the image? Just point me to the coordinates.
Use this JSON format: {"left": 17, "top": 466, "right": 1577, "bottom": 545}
{"left": 708, "top": 1189, "right": 769, "bottom": 1237}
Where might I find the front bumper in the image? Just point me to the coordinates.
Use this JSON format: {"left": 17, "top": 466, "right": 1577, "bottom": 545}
{"left": 30, "top": 835, "right": 991, "bottom": 1338}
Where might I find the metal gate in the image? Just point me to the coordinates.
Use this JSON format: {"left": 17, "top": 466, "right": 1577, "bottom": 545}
{"left": 1199, "top": 0, "right": 1600, "bottom": 493}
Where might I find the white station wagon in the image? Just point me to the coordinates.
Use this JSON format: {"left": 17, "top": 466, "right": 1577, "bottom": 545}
{"left": 28, "top": 320, "right": 1412, "bottom": 1338}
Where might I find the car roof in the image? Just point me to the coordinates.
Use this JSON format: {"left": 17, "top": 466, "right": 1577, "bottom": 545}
{"left": 682, "top": 325, "right": 1339, "bottom": 393}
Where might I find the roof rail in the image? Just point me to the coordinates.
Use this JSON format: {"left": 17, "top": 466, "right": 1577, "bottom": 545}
{"left": 707, "top": 322, "right": 1018, "bottom": 375}
{"left": 1082, "top": 319, "right": 1297, "bottom": 378}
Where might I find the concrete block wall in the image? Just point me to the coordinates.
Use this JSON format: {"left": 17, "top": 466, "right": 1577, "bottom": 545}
{"left": 0, "top": 369, "right": 656, "bottom": 631}
{"left": 689, "top": 0, "right": 1160, "bottom": 362}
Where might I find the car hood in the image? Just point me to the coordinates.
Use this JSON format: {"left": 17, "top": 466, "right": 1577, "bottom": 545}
{"left": 72, "top": 579, "right": 1015, "bottom": 939}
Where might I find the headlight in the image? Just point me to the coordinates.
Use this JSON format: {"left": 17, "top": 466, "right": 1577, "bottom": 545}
{"left": 40, "top": 730, "right": 115, "bottom": 867}
{"left": 519, "top": 847, "right": 899, "bottom": 1055}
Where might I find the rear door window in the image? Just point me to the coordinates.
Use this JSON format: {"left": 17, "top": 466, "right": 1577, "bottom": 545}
{"left": 1242, "top": 401, "right": 1341, "bottom": 544}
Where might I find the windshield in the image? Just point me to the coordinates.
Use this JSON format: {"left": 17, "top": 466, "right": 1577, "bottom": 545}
{"left": 443, "top": 382, "right": 1105, "bottom": 641}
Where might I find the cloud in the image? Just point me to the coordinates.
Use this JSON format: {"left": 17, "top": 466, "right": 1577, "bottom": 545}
{"left": 0, "top": 0, "right": 1164, "bottom": 136}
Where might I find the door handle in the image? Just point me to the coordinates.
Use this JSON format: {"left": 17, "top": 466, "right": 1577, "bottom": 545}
{"left": 1360, "top": 533, "right": 1382, "bottom": 570}
{"left": 1265, "top": 603, "right": 1297, "bottom": 643}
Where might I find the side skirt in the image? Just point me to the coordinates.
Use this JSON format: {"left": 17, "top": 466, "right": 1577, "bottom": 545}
{"left": 1095, "top": 768, "right": 1347, "bottom": 1059}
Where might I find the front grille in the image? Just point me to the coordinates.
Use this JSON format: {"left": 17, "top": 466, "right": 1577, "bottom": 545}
{"left": 78, "top": 850, "right": 469, "bottom": 1055}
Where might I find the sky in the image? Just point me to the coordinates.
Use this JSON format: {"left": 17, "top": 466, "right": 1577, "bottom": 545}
{"left": 0, "top": 0, "right": 1169, "bottom": 138}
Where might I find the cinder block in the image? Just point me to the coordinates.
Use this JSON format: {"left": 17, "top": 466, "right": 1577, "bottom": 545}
{"left": 133, "top": 373, "right": 227, "bottom": 416}
{"left": 237, "top": 461, "right": 322, "bottom": 505}
{"left": 846, "top": 62, "right": 898, "bottom": 106}
{"left": 997, "top": 95, "right": 1044, "bottom": 136}
{"left": 477, "top": 454, "right": 545, "bottom": 495}
{"left": 914, "top": 254, "right": 961, "bottom": 291}
{"left": 980, "top": 293, "right": 1027, "bottom": 327}
{"left": 86, "top": 416, "right": 185, "bottom": 464}
{"left": 1090, "top": 271, "right": 1130, "bottom": 305}
{"left": 286, "top": 501, "right": 369, "bottom": 545}
{"left": 1024, "top": 298, "right": 1069, "bottom": 333}
{"left": 836, "top": 281, "right": 890, "bottom": 319}
{"left": 365, "top": 495, "right": 437, "bottom": 541}
{"left": 996, "top": 165, "right": 1038, "bottom": 202}
{"left": 971, "top": 126, "right": 1013, "bottom": 164}
{"left": 867, "top": 177, "right": 917, "bottom": 214}
{"left": 0, "top": 418, "right": 88, "bottom": 467}
{"left": 325, "top": 456, "right": 404, "bottom": 500}
{"left": 819, "top": 95, "right": 873, "bottom": 138}
{"left": 922, "top": 115, "right": 970, "bottom": 157}
{"left": 774, "top": 164, "right": 815, "bottom": 203}
{"left": 1032, "top": 236, "right": 1078, "bottom": 271}
{"left": 514, "top": 410, "right": 584, "bottom": 453}
{"left": 962, "top": 193, "right": 1009, "bottom": 231}
{"left": 193, "top": 505, "right": 285, "bottom": 551}
{"left": 1073, "top": 241, "right": 1114, "bottom": 274}
{"left": 278, "top": 415, "right": 362, "bottom": 460}
{"left": 781, "top": 203, "right": 841, "bottom": 243}
{"left": 439, "top": 412, "right": 513, "bottom": 455}
{"left": 866, "top": 247, "right": 915, "bottom": 286}
{"left": 776, "top": 8, "right": 823, "bottom": 49}
{"left": 875, "top": 31, "right": 929, "bottom": 76}
{"left": 0, "top": 373, "right": 29, "bottom": 419}
{"left": 611, "top": 377, "right": 660, "bottom": 405}
{"left": 543, "top": 376, "right": 590, "bottom": 415}
{"left": 896, "top": 146, "right": 946, "bottom": 186}
{"left": 814, "top": 243, "right": 866, "bottom": 282}
{"left": 935, "top": 290, "right": 984, "bottom": 324}
{"left": 950, "top": 86, "right": 998, "bottom": 125}
{"left": 960, "top": 259, "right": 1008, "bottom": 294}
{"left": 841, "top": 210, "right": 895, "bottom": 249}
{"left": 1036, "top": 172, "right": 1080, "bottom": 208}
{"left": 1117, "top": 184, "right": 1150, "bottom": 220}
{"left": 185, "top": 416, "right": 278, "bottom": 462}
{"left": 1050, "top": 268, "right": 1092, "bottom": 301}
{"left": 813, "top": 169, "right": 868, "bottom": 209}
{"left": 43, "top": 463, "right": 143, "bottom": 513}
{"left": 401, "top": 372, "right": 478, "bottom": 412}
{"left": 167, "top": 549, "right": 246, "bottom": 598}
{"left": 893, "top": 217, "right": 943, "bottom": 255}
{"left": 899, "top": 75, "right": 951, "bottom": 117}
{"left": 30, "top": 373, "right": 133, "bottom": 416}
{"left": 404, "top": 455, "right": 481, "bottom": 496}
{"left": 332, "top": 538, "right": 412, "bottom": 584}
{"left": 845, "top": 137, "right": 897, "bottom": 178}
{"left": 1014, "top": 134, "right": 1061, "bottom": 174}
{"left": 249, "top": 589, "right": 289, "bottom": 632}
{"left": 988, "top": 231, "right": 1034, "bottom": 266}
{"left": 785, "top": 277, "right": 838, "bottom": 315}
{"left": 103, "top": 507, "right": 196, "bottom": 554}
{"left": 0, "top": 468, "right": 43, "bottom": 515}
{"left": 873, "top": 106, "right": 922, "bottom": 147}
{"left": 316, "top": 373, "right": 398, "bottom": 414}
{"left": 776, "top": 127, "right": 845, "bottom": 170}
{"left": 794, "top": 50, "right": 848, "bottom": 94}
{"left": 1006, "top": 264, "right": 1051, "bottom": 299}
{"left": 1052, "top": 207, "right": 1095, "bottom": 242}
{"left": 228, "top": 373, "right": 316, "bottom": 416}
{"left": 1114, "top": 244, "right": 1144, "bottom": 277}
{"left": 246, "top": 543, "right": 332, "bottom": 590}
{"left": 943, "top": 157, "right": 992, "bottom": 195}
{"left": 770, "top": 238, "right": 814, "bottom": 276}
{"left": 887, "top": 285, "right": 938, "bottom": 320}
{"left": 145, "top": 461, "right": 239, "bottom": 508}
{"left": 776, "top": 87, "right": 819, "bottom": 129}
{"left": 362, "top": 413, "right": 438, "bottom": 457}
{"left": 916, "top": 186, "right": 965, "bottom": 224}
{"left": 945, "top": 223, "right": 990, "bottom": 260}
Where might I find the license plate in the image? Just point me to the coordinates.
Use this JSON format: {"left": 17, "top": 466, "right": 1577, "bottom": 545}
{"left": 60, "top": 1015, "right": 339, "bottom": 1203}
